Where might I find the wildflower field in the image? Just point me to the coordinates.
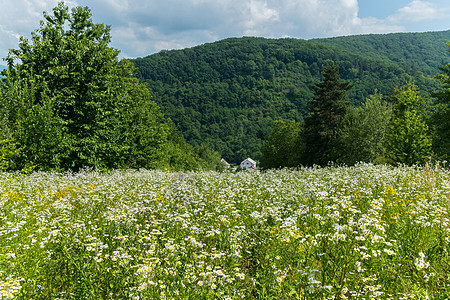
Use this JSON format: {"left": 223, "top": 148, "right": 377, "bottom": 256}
{"left": 1, "top": 164, "right": 449, "bottom": 299}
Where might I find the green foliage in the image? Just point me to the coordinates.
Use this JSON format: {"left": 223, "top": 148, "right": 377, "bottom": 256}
{"left": 302, "top": 62, "right": 353, "bottom": 166}
{"left": 431, "top": 104, "right": 450, "bottom": 162}
{"left": 0, "top": 2, "right": 201, "bottom": 171}
{"left": 0, "top": 95, "right": 16, "bottom": 170}
{"left": 194, "top": 144, "right": 224, "bottom": 171}
{"left": 338, "top": 92, "right": 393, "bottom": 165}
{"left": 261, "top": 120, "right": 303, "bottom": 169}
{"left": 432, "top": 42, "right": 450, "bottom": 161}
{"left": 315, "top": 31, "right": 450, "bottom": 77}
{"left": 385, "top": 83, "right": 433, "bottom": 165}
{"left": 0, "top": 138, "right": 18, "bottom": 170}
{"left": 163, "top": 119, "right": 200, "bottom": 171}
{"left": 0, "top": 78, "right": 68, "bottom": 170}
{"left": 264, "top": 80, "right": 437, "bottom": 168}
{"left": 131, "top": 34, "right": 442, "bottom": 163}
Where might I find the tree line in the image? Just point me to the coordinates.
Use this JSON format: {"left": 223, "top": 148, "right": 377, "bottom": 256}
{"left": 261, "top": 59, "right": 450, "bottom": 168}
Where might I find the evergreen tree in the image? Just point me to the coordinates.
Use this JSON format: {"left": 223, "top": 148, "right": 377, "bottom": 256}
{"left": 302, "top": 62, "right": 353, "bottom": 165}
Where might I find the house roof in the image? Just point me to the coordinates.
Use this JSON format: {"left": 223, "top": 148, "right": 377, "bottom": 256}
{"left": 241, "top": 157, "right": 256, "bottom": 165}
{"left": 220, "top": 158, "right": 230, "bottom": 167}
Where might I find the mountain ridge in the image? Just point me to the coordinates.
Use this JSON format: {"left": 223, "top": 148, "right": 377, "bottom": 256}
{"left": 130, "top": 31, "right": 450, "bottom": 162}
{"left": 313, "top": 30, "right": 450, "bottom": 76}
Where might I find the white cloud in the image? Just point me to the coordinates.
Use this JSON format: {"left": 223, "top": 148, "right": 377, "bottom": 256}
{"left": 351, "top": 17, "right": 404, "bottom": 35}
{"left": 389, "top": 0, "right": 442, "bottom": 23}
{"left": 244, "top": 0, "right": 279, "bottom": 35}
{"left": 254, "top": 0, "right": 401, "bottom": 37}
{"left": 80, "top": 0, "right": 427, "bottom": 56}
{"left": 0, "top": 0, "right": 449, "bottom": 60}
{"left": 115, "top": 0, "right": 351, "bottom": 55}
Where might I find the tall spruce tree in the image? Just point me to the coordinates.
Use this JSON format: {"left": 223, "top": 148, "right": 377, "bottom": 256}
{"left": 303, "top": 61, "right": 353, "bottom": 166}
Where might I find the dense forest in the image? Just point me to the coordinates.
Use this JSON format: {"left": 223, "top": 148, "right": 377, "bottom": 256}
{"left": 131, "top": 32, "right": 449, "bottom": 163}
{"left": 314, "top": 31, "right": 450, "bottom": 77}
{"left": 0, "top": 2, "right": 449, "bottom": 171}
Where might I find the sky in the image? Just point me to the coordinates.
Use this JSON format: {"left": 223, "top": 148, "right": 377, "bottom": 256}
{"left": 0, "top": 0, "right": 449, "bottom": 61}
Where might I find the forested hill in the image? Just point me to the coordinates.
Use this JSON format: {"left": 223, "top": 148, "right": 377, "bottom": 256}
{"left": 314, "top": 30, "right": 450, "bottom": 77}
{"left": 130, "top": 32, "right": 450, "bottom": 163}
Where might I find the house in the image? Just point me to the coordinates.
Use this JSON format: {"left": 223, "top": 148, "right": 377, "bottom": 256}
{"left": 220, "top": 158, "right": 230, "bottom": 169}
{"left": 240, "top": 158, "right": 257, "bottom": 170}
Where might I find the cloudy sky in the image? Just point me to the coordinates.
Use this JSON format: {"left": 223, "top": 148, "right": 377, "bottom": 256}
{"left": 0, "top": 0, "right": 449, "bottom": 61}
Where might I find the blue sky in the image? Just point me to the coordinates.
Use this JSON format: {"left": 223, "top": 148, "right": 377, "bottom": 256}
{"left": 0, "top": 0, "right": 449, "bottom": 61}
{"left": 358, "top": 0, "right": 413, "bottom": 18}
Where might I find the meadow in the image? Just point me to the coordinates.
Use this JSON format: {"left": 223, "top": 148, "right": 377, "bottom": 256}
{"left": 0, "top": 164, "right": 449, "bottom": 299}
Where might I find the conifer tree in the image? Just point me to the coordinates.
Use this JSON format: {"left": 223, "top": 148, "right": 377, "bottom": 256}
{"left": 302, "top": 61, "right": 353, "bottom": 165}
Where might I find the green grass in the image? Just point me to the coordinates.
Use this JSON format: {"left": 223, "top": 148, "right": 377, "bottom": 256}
{"left": 0, "top": 163, "right": 449, "bottom": 299}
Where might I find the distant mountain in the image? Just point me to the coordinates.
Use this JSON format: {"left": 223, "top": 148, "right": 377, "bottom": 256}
{"left": 130, "top": 31, "right": 450, "bottom": 163}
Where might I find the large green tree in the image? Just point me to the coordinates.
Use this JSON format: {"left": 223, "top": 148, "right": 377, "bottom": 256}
{"left": 338, "top": 92, "right": 393, "bottom": 165}
{"left": 261, "top": 120, "right": 303, "bottom": 169}
{"left": 302, "top": 61, "right": 353, "bottom": 165}
{"left": 385, "top": 83, "right": 433, "bottom": 165}
{"left": 0, "top": 2, "right": 179, "bottom": 170}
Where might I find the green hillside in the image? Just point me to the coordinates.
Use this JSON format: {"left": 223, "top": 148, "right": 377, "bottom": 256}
{"left": 314, "top": 30, "right": 450, "bottom": 76}
{"left": 131, "top": 33, "right": 449, "bottom": 163}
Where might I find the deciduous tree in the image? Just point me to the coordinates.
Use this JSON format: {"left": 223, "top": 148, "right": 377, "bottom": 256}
{"left": 385, "top": 83, "right": 432, "bottom": 165}
{"left": 261, "top": 120, "right": 303, "bottom": 169}
{"left": 0, "top": 2, "right": 171, "bottom": 170}
{"left": 338, "top": 92, "right": 392, "bottom": 165}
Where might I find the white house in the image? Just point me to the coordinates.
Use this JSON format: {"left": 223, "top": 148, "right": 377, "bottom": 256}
{"left": 240, "top": 158, "right": 257, "bottom": 170}
{"left": 220, "top": 158, "right": 230, "bottom": 169}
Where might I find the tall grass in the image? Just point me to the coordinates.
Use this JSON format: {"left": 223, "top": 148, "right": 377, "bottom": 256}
{"left": 0, "top": 163, "right": 449, "bottom": 299}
